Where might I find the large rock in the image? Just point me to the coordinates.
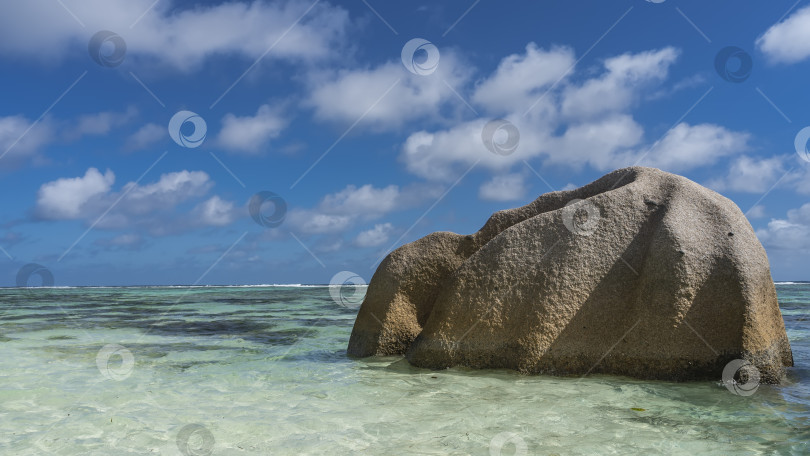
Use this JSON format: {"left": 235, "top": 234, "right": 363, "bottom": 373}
{"left": 347, "top": 167, "right": 793, "bottom": 383}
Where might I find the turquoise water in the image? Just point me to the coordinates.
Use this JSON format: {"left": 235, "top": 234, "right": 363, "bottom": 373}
{"left": 0, "top": 284, "right": 807, "bottom": 455}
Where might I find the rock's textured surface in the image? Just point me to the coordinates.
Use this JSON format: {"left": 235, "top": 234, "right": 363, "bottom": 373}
{"left": 347, "top": 167, "right": 793, "bottom": 382}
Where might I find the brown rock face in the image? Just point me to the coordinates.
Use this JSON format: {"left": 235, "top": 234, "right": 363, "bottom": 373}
{"left": 347, "top": 167, "right": 793, "bottom": 383}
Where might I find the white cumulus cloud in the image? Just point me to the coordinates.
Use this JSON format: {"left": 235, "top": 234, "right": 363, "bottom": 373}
{"left": 707, "top": 155, "right": 789, "bottom": 193}
{"left": 0, "top": 115, "right": 55, "bottom": 167}
{"left": 746, "top": 205, "right": 767, "bottom": 219}
{"left": 630, "top": 123, "right": 749, "bottom": 173}
{"left": 286, "top": 183, "right": 440, "bottom": 235}
{"left": 286, "top": 212, "right": 352, "bottom": 235}
{"left": 307, "top": 52, "right": 471, "bottom": 130}
{"left": 286, "top": 184, "right": 400, "bottom": 235}
{"left": 757, "top": 6, "right": 810, "bottom": 64}
{"left": 34, "top": 168, "right": 234, "bottom": 234}
{"left": 126, "top": 123, "right": 165, "bottom": 151}
{"left": 354, "top": 223, "right": 394, "bottom": 247}
{"left": 0, "top": 0, "right": 351, "bottom": 70}
{"left": 398, "top": 45, "right": 737, "bottom": 181}
{"left": 68, "top": 107, "right": 137, "bottom": 140}
{"left": 756, "top": 203, "right": 810, "bottom": 250}
{"left": 479, "top": 173, "right": 528, "bottom": 202}
{"left": 471, "top": 43, "right": 575, "bottom": 114}
{"left": 217, "top": 104, "right": 287, "bottom": 154}
{"left": 561, "top": 47, "right": 680, "bottom": 119}
{"left": 36, "top": 167, "right": 115, "bottom": 219}
{"left": 193, "top": 196, "right": 240, "bottom": 226}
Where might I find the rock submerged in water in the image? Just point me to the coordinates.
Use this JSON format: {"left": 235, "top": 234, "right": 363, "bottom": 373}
{"left": 347, "top": 167, "right": 794, "bottom": 383}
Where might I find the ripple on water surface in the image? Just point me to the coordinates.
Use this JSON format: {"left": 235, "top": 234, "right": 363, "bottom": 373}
{"left": 0, "top": 285, "right": 807, "bottom": 455}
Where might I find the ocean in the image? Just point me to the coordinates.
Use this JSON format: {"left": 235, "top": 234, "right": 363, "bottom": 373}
{"left": 0, "top": 284, "right": 807, "bottom": 455}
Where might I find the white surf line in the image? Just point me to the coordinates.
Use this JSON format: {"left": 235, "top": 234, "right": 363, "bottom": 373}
{"left": 209, "top": 0, "right": 322, "bottom": 109}
{"left": 57, "top": 151, "right": 169, "bottom": 262}
{"left": 0, "top": 71, "right": 87, "bottom": 162}
{"left": 131, "top": 231, "right": 249, "bottom": 340}
{"left": 86, "top": 232, "right": 251, "bottom": 434}
{"left": 190, "top": 233, "right": 248, "bottom": 286}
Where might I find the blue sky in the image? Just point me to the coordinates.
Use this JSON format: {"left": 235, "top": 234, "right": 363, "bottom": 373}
{"left": 1, "top": 0, "right": 810, "bottom": 286}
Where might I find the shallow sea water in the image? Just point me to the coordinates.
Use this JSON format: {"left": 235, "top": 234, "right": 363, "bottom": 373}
{"left": 0, "top": 284, "right": 807, "bottom": 455}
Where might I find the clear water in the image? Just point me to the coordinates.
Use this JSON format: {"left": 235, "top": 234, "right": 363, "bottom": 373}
{"left": 0, "top": 284, "right": 808, "bottom": 455}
